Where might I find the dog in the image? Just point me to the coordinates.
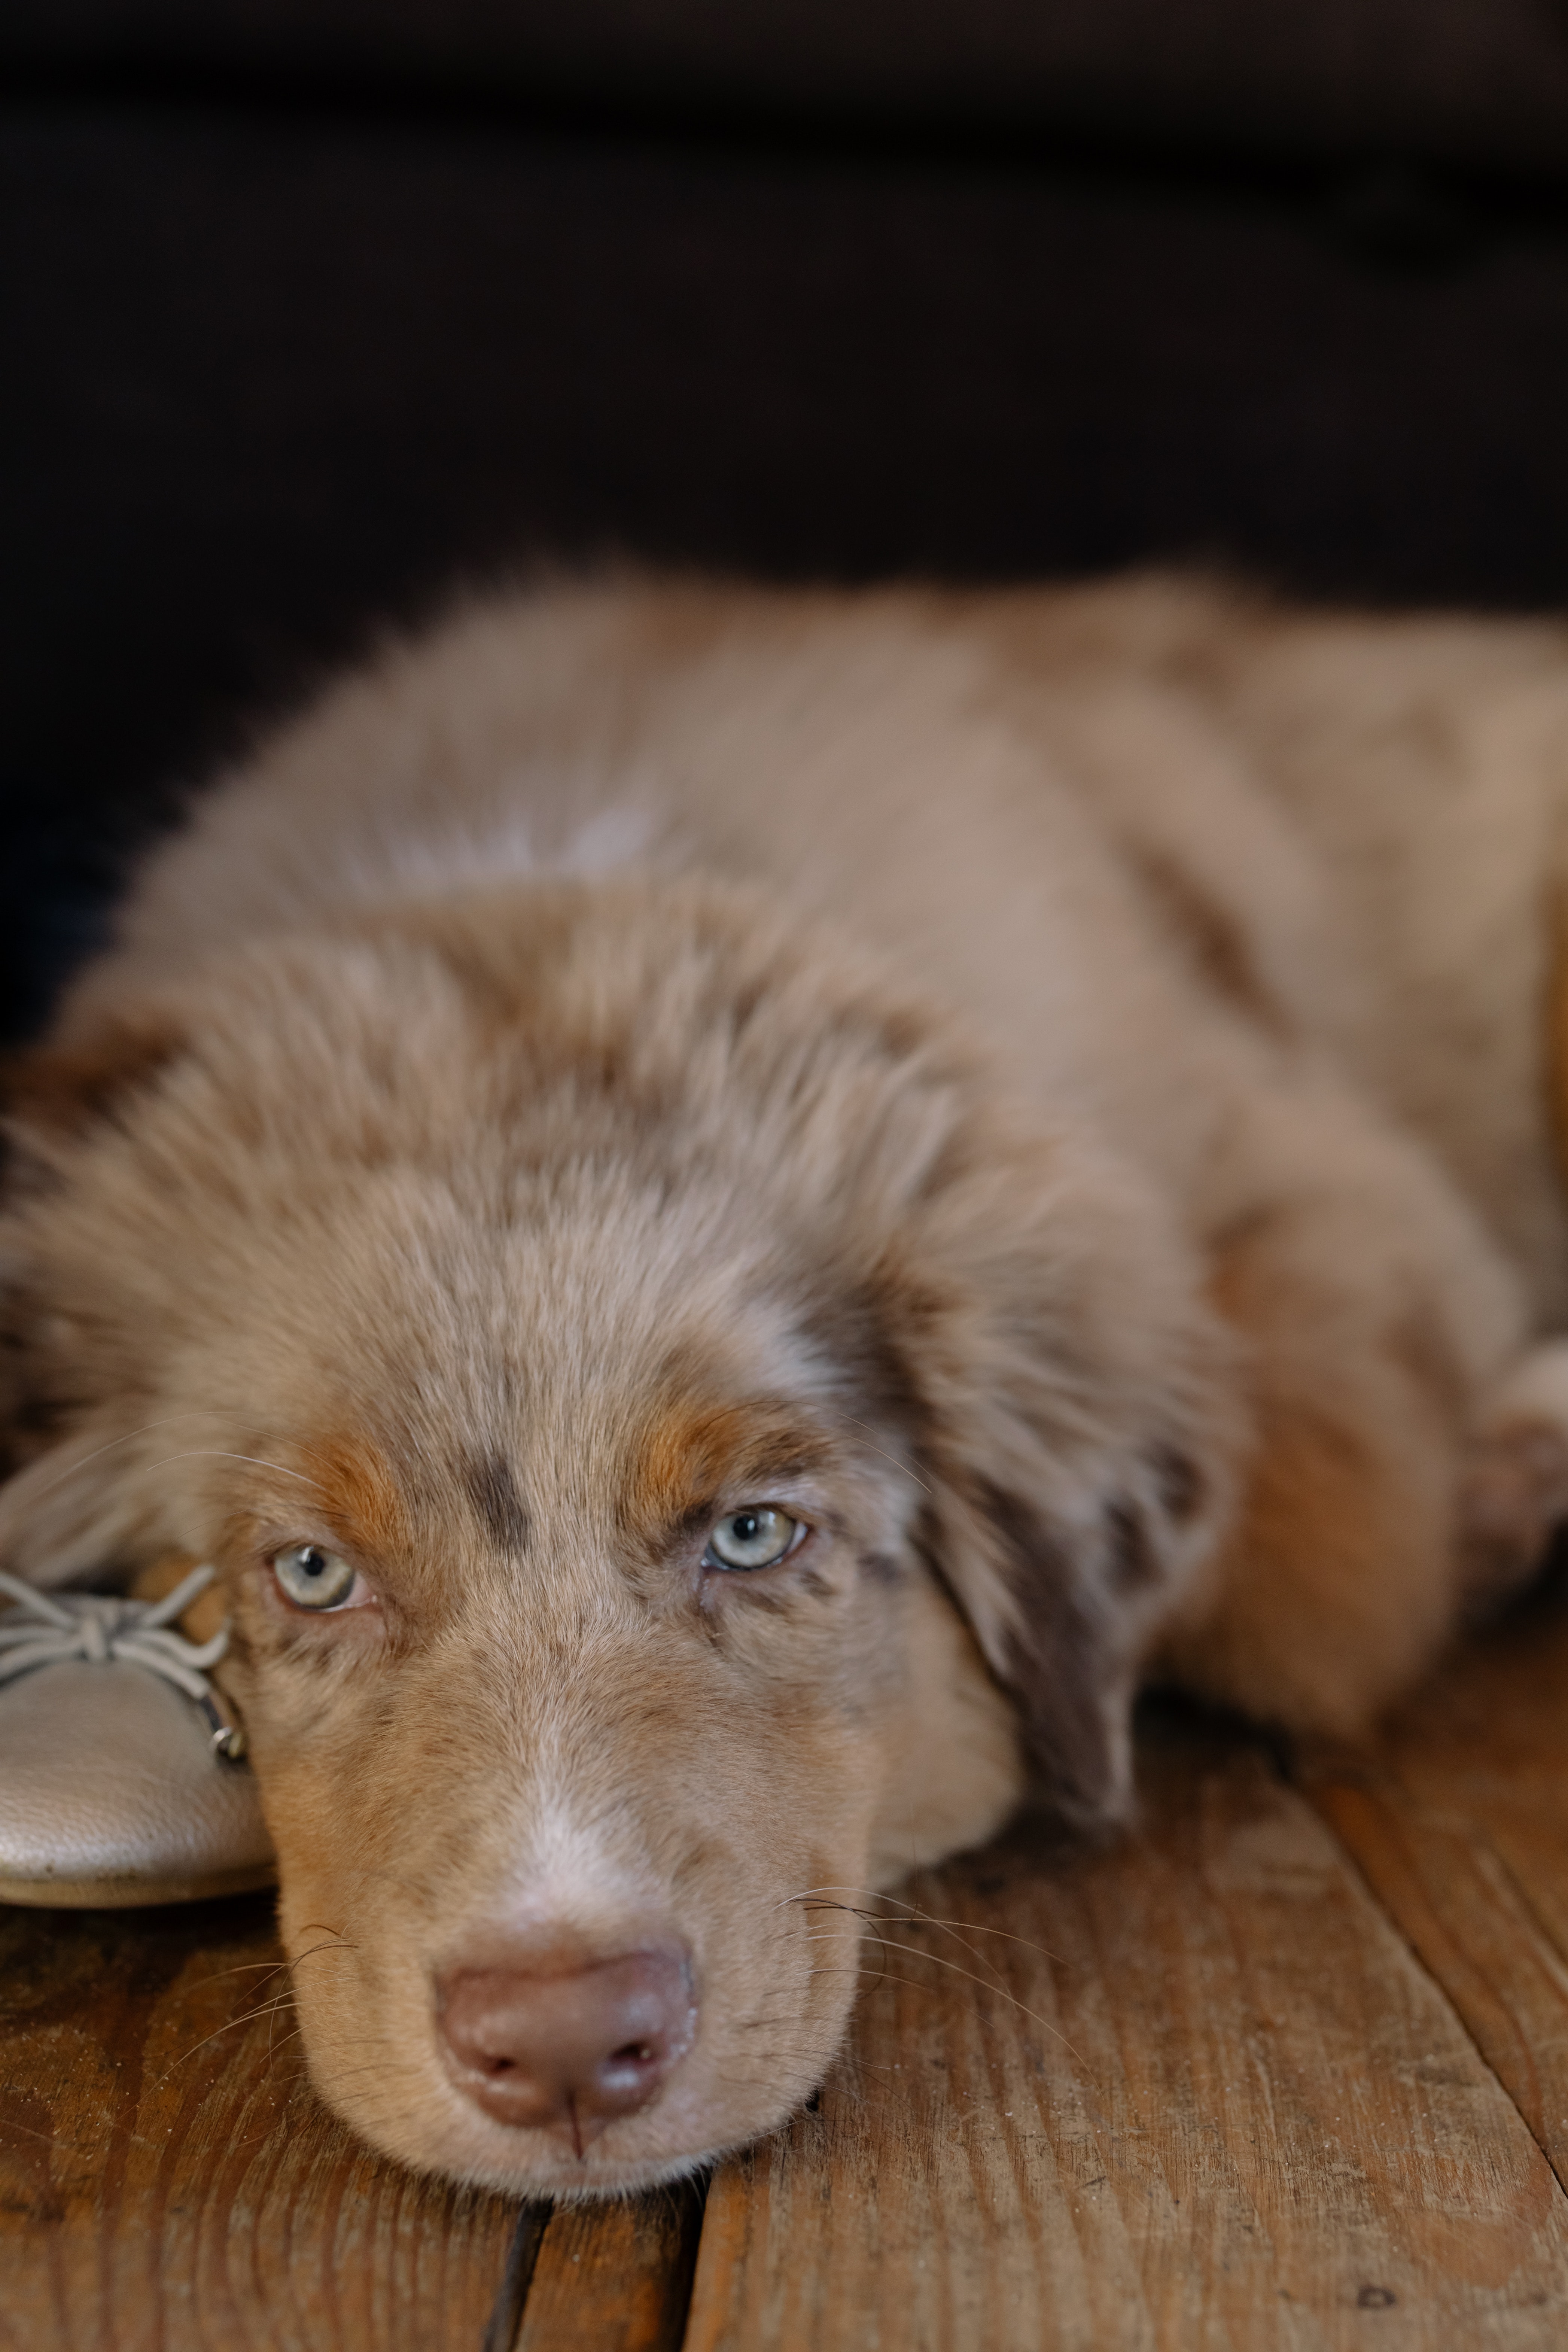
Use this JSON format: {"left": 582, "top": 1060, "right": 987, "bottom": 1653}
{"left": 5, "top": 572, "right": 1568, "bottom": 2196}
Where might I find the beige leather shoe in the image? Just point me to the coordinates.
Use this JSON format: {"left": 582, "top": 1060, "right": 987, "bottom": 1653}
{"left": 0, "top": 1559, "right": 276, "bottom": 1907}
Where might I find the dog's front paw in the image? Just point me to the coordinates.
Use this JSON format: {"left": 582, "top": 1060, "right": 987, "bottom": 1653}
{"left": 1462, "top": 1340, "right": 1568, "bottom": 1611}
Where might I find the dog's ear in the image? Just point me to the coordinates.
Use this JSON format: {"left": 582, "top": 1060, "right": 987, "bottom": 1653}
{"left": 0, "top": 994, "right": 194, "bottom": 1569}
{"left": 3, "top": 999, "right": 189, "bottom": 1144}
{"left": 0, "top": 995, "right": 194, "bottom": 1212}
{"left": 853, "top": 1127, "right": 1239, "bottom": 1832}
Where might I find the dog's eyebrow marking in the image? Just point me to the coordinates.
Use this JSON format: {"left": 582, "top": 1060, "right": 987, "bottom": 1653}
{"left": 634, "top": 1398, "right": 837, "bottom": 1520}
{"left": 464, "top": 1451, "right": 530, "bottom": 1554}
{"left": 300, "top": 1431, "right": 414, "bottom": 1554}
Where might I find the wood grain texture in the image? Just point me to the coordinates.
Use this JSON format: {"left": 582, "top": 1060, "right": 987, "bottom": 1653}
{"left": 1298, "top": 1568, "right": 1568, "bottom": 2198}
{"left": 683, "top": 1707, "right": 1568, "bottom": 2352}
{"left": 513, "top": 2184, "right": 703, "bottom": 2352}
{"left": 0, "top": 1893, "right": 520, "bottom": 2352}
{"left": 12, "top": 1634, "right": 1568, "bottom": 2350}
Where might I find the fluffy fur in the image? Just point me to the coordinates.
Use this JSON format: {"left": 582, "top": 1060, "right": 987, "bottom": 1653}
{"left": 5, "top": 573, "right": 1568, "bottom": 2194}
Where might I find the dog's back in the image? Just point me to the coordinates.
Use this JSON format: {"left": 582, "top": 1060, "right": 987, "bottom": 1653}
{"left": 77, "top": 574, "right": 1568, "bottom": 1299}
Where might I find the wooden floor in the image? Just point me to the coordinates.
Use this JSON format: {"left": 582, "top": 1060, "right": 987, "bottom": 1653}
{"left": 10, "top": 1572, "right": 1568, "bottom": 2352}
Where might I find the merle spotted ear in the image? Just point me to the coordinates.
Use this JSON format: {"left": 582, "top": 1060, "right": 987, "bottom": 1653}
{"left": 870, "top": 1124, "right": 1240, "bottom": 1831}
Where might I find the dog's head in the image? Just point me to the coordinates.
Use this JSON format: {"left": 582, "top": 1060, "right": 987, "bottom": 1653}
{"left": 0, "top": 880, "right": 1234, "bottom": 2192}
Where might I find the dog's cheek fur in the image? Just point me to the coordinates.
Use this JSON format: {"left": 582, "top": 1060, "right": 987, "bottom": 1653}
{"left": 863, "top": 1565, "right": 1026, "bottom": 1886}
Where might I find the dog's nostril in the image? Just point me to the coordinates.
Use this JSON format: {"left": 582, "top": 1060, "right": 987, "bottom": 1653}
{"left": 436, "top": 1942, "right": 697, "bottom": 2148}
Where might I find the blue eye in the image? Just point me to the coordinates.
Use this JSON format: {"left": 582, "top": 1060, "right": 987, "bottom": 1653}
{"left": 704, "top": 1508, "right": 802, "bottom": 1572}
{"left": 271, "top": 1543, "right": 359, "bottom": 1611}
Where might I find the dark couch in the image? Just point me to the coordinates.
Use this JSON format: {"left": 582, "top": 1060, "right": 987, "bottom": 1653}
{"left": 6, "top": 1, "right": 1568, "bottom": 1035}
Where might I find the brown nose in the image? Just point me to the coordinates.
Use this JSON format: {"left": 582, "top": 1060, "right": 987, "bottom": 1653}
{"left": 436, "top": 1944, "right": 697, "bottom": 2150}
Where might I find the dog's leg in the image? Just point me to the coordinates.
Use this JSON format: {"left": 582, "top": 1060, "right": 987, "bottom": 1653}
{"left": 1156, "top": 1077, "right": 1531, "bottom": 1737}
{"left": 1461, "top": 855, "right": 1568, "bottom": 1592}
{"left": 1461, "top": 1339, "right": 1568, "bottom": 1608}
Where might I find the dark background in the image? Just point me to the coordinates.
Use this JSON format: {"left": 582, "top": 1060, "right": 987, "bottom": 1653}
{"left": 7, "top": 0, "right": 1568, "bottom": 1037}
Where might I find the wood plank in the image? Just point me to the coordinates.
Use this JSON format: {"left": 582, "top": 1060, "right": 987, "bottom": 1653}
{"left": 1297, "top": 1565, "right": 1568, "bottom": 2196}
{"left": 481, "top": 2208, "right": 552, "bottom": 2352}
{"left": 0, "top": 1893, "right": 520, "bottom": 2352}
{"left": 683, "top": 1707, "right": 1568, "bottom": 2352}
{"left": 512, "top": 2184, "right": 703, "bottom": 2352}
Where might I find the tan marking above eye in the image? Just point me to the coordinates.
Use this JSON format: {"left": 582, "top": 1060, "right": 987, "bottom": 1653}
{"left": 630, "top": 1399, "right": 835, "bottom": 1534}
{"left": 295, "top": 1431, "right": 412, "bottom": 1557}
